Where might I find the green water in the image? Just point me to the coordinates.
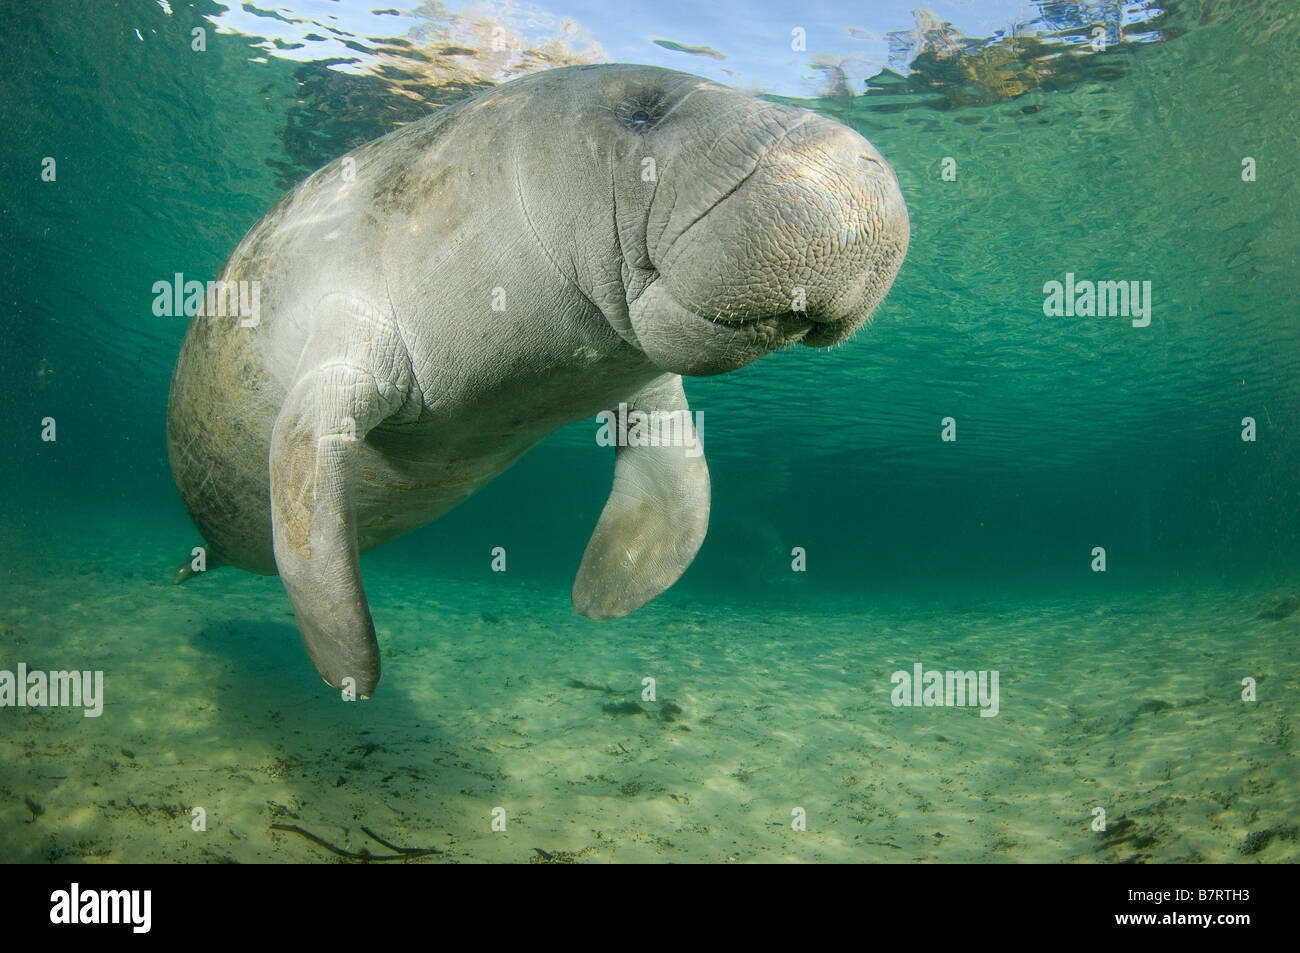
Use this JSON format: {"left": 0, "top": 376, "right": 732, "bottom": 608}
{"left": 0, "top": 0, "right": 1296, "bottom": 863}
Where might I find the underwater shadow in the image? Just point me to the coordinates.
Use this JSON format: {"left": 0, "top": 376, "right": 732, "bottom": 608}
{"left": 182, "top": 616, "right": 485, "bottom": 861}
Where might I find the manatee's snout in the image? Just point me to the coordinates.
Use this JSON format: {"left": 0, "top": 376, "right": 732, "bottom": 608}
{"left": 633, "top": 103, "right": 910, "bottom": 376}
{"left": 792, "top": 125, "right": 911, "bottom": 346}
{"left": 663, "top": 116, "right": 909, "bottom": 341}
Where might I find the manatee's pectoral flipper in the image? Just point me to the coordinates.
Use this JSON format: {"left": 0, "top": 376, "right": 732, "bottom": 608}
{"left": 269, "top": 296, "right": 410, "bottom": 697}
{"left": 574, "top": 374, "right": 709, "bottom": 619}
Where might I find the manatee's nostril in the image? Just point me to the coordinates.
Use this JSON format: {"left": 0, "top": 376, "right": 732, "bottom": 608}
{"left": 859, "top": 153, "right": 881, "bottom": 165}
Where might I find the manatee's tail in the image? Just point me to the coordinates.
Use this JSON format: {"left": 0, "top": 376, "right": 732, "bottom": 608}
{"left": 171, "top": 543, "right": 226, "bottom": 584}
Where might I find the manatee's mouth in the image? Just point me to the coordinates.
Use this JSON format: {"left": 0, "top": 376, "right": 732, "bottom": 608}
{"left": 637, "top": 260, "right": 860, "bottom": 351}
{"left": 693, "top": 307, "right": 860, "bottom": 349}
{"left": 624, "top": 270, "right": 821, "bottom": 350}
{"left": 625, "top": 274, "right": 866, "bottom": 376}
{"left": 694, "top": 309, "right": 815, "bottom": 346}
{"left": 801, "top": 315, "right": 857, "bottom": 347}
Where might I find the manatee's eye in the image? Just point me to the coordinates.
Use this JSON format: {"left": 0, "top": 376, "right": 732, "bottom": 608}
{"left": 630, "top": 110, "right": 650, "bottom": 126}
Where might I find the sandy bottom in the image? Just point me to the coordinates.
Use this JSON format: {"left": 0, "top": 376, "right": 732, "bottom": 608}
{"left": 1, "top": 502, "right": 1297, "bottom": 864}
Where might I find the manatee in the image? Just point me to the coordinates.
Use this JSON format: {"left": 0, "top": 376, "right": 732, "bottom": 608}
{"left": 166, "top": 64, "right": 910, "bottom": 696}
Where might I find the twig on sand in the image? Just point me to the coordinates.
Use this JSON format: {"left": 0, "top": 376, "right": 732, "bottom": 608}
{"left": 270, "top": 824, "right": 441, "bottom": 861}
{"left": 361, "top": 825, "right": 442, "bottom": 855}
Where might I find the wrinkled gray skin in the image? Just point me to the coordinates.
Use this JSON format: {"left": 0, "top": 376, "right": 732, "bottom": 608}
{"left": 167, "top": 64, "right": 909, "bottom": 697}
